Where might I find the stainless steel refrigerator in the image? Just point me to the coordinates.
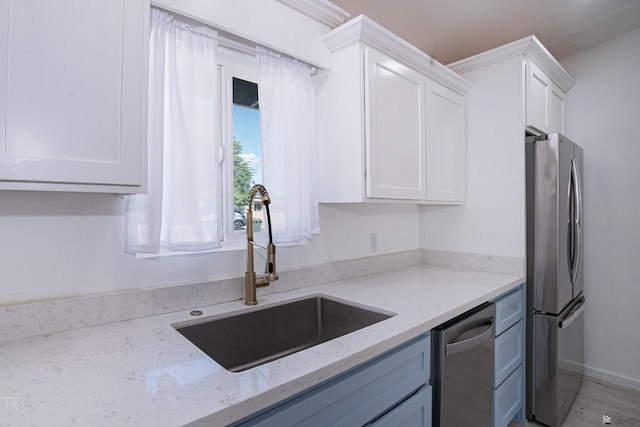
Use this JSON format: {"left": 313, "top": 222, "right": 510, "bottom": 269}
{"left": 525, "top": 133, "right": 585, "bottom": 427}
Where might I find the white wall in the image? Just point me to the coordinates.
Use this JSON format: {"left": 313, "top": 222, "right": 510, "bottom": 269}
{"left": 0, "top": 191, "right": 419, "bottom": 305}
{"left": 421, "top": 56, "right": 527, "bottom": 259}
{"left": 561, "top": 27, "right": 640, "bottom": 389}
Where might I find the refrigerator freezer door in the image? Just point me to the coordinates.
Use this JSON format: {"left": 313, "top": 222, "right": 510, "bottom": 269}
{"left": 532, "top": 134, "right": 575, "bottom": 314}
{"left": 532, "top": 295, "right": 585, "bottom": 427}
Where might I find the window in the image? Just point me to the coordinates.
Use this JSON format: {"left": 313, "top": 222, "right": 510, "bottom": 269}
{"left": 126, "top": 13, "right": 318, "bottom": 257}
{"left": 231, "top": 78, "right": 262, "bottom": 233}
{"left": 218, "top": 47, "right": 263, "bottom": 242}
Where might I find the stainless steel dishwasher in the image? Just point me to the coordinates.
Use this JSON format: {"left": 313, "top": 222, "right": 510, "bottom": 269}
{"left": 432, "top": 302, "right": 496, "bottom": 427}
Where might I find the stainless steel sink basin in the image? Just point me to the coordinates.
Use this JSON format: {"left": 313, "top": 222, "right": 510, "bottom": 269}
{"left": 173, "top": 295, "right": 395, "bottom": 372}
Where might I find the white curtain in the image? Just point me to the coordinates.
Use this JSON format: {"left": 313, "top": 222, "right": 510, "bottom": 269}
{"left": 257, "top": 47, "right": 320, "bottom": 244}
{"left": 125, "top": 10, "right": 220, "bottom": 254}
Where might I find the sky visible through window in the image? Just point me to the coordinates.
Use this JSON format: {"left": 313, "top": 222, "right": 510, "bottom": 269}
{"left": 232, "top": 104, "right": 262, "bottom": 185}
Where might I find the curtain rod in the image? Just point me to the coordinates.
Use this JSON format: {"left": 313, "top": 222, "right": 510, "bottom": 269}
{"left": 153, "top": 7, "right": 318, "bottom": 75}
{"left": 218, "top": 36, "right": 318, "bottom": 76}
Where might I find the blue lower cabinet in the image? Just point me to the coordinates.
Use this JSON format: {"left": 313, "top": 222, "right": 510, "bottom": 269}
{"left": 494, "top": 286, "right": 525, "bottom": 336}
{"left": 493, "top": 365, "right": 524, "bottom": 427}
{"left": 491, "top": 284, "right": 526, "bottom": 427}
{"left": 234, "top": 334, "right": 431, "bottom": 427}
{"left": 494, "top": 320, "right": 524, "bottom": 387}
{"left": 367, "top": 385, "right": 432, "bottom": 427}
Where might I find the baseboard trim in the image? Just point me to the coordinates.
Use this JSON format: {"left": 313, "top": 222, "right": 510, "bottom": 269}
{"left": 583, "top": 364, "right": 640, "bottom": 392}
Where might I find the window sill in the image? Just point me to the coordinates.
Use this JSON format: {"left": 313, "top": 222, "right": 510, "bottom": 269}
{"left": 134, "top": 233, "right": 306, "bottom": 259}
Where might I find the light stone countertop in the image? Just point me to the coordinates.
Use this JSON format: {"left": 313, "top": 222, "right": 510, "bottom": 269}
{"left": 0, "top": 264, "right": 524, "bottom": 426}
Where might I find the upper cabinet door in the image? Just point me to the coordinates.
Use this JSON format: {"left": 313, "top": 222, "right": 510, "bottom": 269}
{"left": 549, "top": 81, "right": 565, "bottom": 134}
{"left": 364, "top": 47, "right": 427, "bottom": 200}
{"left": 0, "top": 0, "right": 148, "bottom": 193}
{"left": 316, "top": 16, "right": 470, "bottom": 204}
{"left": 526, "top": 61, "right": 550, "bottom": 133}
{"left": 425, "top": 82, "right": 466, "bottom": 203}
{"left": 526, "top": 60, "right": 566, "bottom": 135}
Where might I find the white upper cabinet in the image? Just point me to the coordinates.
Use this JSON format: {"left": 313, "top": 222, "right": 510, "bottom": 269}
{"left": 526, "top": 61, "right": 550, "bottom": 132}
{"left": 315, "top": 16, "right": 470, "bottom": 204}
{"left": 0, "top": 0, "right": 149, "bottom": 193}
{"left": 450, "top": 36, "right": 573, "bottom": 139}
{"left": 364, "top": 48, "right": 427, "bottom": 200}
{"left": 526, "top": 60, "right": 565, "bottom": 134}
{"left": 426, "top": 82, "right": 466, "bottom": 202}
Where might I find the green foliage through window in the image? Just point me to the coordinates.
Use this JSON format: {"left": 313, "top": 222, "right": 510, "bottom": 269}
{"left": 233, "top": 138, "right": 255, "bottom": 207}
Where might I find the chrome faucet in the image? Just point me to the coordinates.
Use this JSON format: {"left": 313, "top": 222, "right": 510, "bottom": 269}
{"left": 245, "top": 184, "right": 278, "bottom": 305}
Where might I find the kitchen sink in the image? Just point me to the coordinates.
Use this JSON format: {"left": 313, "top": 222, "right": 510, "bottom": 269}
{"left": 173, "top": 295, "right": 395, "bottom": 372}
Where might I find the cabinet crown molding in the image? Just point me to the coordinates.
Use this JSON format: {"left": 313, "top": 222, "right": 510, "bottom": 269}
{"left": 324, "top": 15, "right": 471, "bottom": 95}
{"left": 448, "top": 35, "right": 575, "bottom": 92}
{"left": 278, "top": 0, "right": 349, "bottom": 28}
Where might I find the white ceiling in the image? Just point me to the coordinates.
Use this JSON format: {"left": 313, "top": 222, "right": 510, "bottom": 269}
{"left": 330, "top": 0, "right": 640, "bottom": 64}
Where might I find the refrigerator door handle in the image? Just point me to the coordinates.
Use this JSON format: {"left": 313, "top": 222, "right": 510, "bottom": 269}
{"left": 567, "top": 160, "right": 576, "bottom": 281}
{"left": 559, "top": 296, "right": 585, "bottom": 329}
{"left": 445, "top": 317, "right": 494, "bottom": 356}
{"left": 572, "top": 158, "right": 583, "bottom": 284}
{"left": 573, "top": 158, "right": 582, "bottom": 224}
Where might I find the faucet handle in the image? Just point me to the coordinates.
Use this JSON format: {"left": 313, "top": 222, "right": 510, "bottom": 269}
{"left": 265, "top": 242, "right": 278, "bottom": 282}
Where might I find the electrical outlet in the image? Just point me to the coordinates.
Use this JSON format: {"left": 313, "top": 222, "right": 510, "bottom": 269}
{"left": 369, "top": 233, "right": 378, "bottom": 252}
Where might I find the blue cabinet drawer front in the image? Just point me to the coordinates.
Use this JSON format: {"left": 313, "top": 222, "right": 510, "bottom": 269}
{"left": 368, "top": 385, "right": 432, "bottom": 427}
{"left": 494, "top": 320, "right": 524, "bottom": 387}
{"left": 493, "top": 364, "right": 524, "bottom": 427}
{"left": 494, "top": 286, "right": 525, "bottom": 335}
{"left": 239, "top": 334, "right": 430, "bottom": 427}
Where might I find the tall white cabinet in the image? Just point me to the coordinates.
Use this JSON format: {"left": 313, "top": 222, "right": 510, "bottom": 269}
{"left": 421, "top": 36, "right": 574, "bottom": 259}
{"left": 315, "top": 16, "right": 470, "bottom": 204}
{"left": 0, "top": 0, "right": 149, "bottom": 193}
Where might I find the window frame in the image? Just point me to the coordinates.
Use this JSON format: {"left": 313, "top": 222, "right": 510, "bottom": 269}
{"left": 217, "top": 46, "right": 265, "bottom": 245}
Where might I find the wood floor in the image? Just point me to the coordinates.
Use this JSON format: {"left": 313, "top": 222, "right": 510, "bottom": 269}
{"left": 511, "top": 376, "right": 640, "bottom": 427}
